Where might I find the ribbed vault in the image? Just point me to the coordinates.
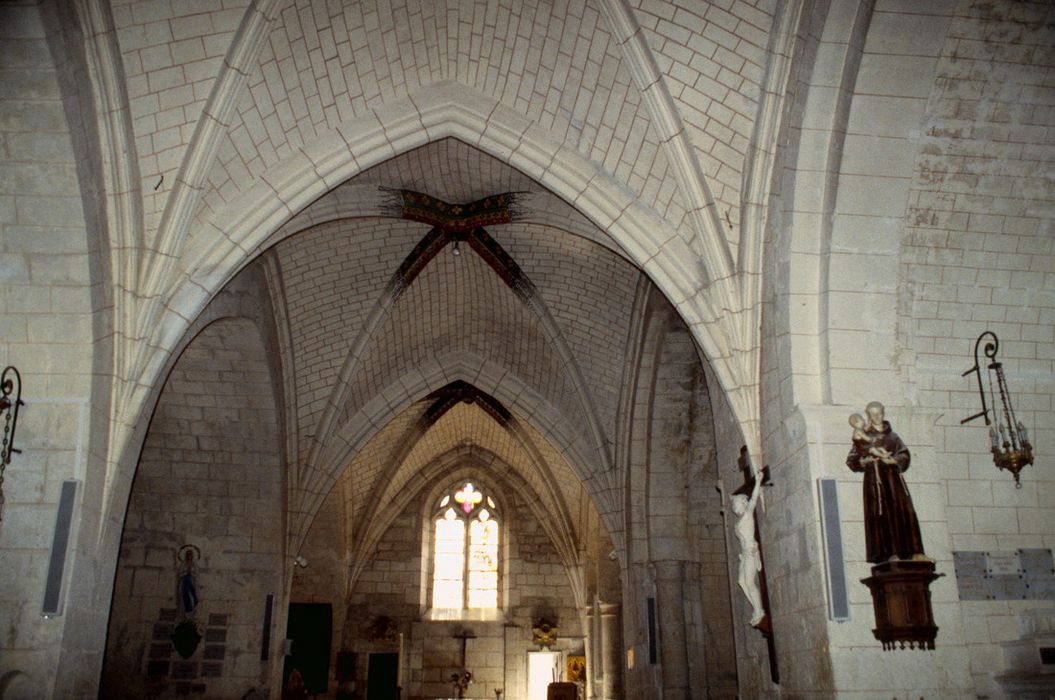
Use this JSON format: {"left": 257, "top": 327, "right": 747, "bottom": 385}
{"left": 329, "top": 395, "right": 589, "bottom": 582}
{"left": 258, "top": 130, "right": 715, "bottom": 601}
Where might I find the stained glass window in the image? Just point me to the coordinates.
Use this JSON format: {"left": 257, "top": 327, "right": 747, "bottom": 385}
{"left": 468, "top": 510, "right": 499, "bottom": 608}
{"left": 431, "top": 483, "right": 500, "bottom": 611}
{"left": 454, "top": 482, "right": 483, "bottom": 514}
{"left": 432, "top": 509, "right": 465, "bottom": 608}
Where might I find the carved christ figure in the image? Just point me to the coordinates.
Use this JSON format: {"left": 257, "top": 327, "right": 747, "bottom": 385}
{"left": 846, "top": 402, "right": 926, "bottom": 563}
{"left": 731, "top": 472, "right": 765, "bottom": 627}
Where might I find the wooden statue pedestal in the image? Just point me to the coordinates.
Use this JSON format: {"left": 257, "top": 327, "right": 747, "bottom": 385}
{"left": 861, "top": 559, "right": 942, "bottom": 650}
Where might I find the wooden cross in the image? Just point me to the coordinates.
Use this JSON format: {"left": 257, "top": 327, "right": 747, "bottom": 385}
{"left": 453, "top": 627, "right": 476, "bottom": 668}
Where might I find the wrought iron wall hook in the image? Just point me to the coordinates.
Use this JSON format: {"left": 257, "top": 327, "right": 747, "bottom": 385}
{"left": 960, "top": 332, "right": 1033, "bottom": 487}
{"left": 0, "top": 365, "right": 25, "bottom": 521}
{"left": 960, "top": 331, "right": 999, "bottom": 426}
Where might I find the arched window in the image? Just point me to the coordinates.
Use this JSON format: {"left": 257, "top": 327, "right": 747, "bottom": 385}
{"left": 431, "top": 482, "right": 500, "bottom": 612}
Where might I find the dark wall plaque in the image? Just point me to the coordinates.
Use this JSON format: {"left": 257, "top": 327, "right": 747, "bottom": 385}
{"left": 147, "top": 661, "right": 170, "bottom": 677}
{"left": 201, "top": 662, "right": 224, "bottom": 678}
{"left": 203, "top": 644, "right": 226, "bottom": 660}
{"left": 153, "top": 622, "right": 175, "bottom": 641}
{"left": 818, "top": 478, "right": 850, "bottom": 620}
{"left": 171, "top": 661, "right": 199, "bottom": 680}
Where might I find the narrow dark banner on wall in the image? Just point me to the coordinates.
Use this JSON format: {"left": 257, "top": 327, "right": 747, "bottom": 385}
{"left": 261, "top": 593, "right": 273, "bottom": 661}
{"left": 818, "top": 479, "right": 850, "bottom": 620}
{"left": 646, "top": 597, "right": 658, "bottom": 665}
{"left": 42, "top": 480, "right": 78, "bottom": 616}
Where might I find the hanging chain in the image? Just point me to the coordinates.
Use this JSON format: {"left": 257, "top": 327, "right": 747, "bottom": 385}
{"left": 0, "top": 407, "right": 9, "bottom": 520}
{"left": 987, "top": 364, "right": 999, "bottom": 441}
{"left": 966, "top": 336, "right": 1032, "bottom": 488}
{"left": 0, "top": 366, "right": 25, "bottom": 523}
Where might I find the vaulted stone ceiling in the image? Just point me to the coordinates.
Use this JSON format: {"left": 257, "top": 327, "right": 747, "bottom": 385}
{"left": 257, "top": 137, "right": 662, "bottom": 556}
{"left": 104, "top": 0, "right": 770, "bottom": 568}
{"left": 103, "top": 0, "right": 781, "bottom": 527}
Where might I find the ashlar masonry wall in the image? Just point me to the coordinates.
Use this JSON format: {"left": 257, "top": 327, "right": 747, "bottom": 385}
{"left": 293, "top": 485, "right": 584, "bottom": 700}
{"left": 0, "top": 2, "right": 100, "bottom": 697}
{"left": 621, "top": 300, "right": 738, "bottom": 699}
{"left": 102, "top": 317, "right": 285, "bottom": 699}
{"left": 651, "top": 322, "right": 736, "bottom": 697}
{"left": 898, "top": 1, "right": 1055, "bottom": 695}
{"left": 811, "top": 2, "right": 975, "bottom": 697}
{"left": 762, "top": 0, "right": 1053, "bottom": 697}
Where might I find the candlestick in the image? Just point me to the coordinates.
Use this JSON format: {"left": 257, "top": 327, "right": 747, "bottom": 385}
{"left": 397, "top": 632, "right": 404, "bottom": 689}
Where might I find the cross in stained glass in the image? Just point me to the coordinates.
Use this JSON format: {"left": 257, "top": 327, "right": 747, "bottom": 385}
{"left": 454, "top": 482, "right": 483, "bottom": 514}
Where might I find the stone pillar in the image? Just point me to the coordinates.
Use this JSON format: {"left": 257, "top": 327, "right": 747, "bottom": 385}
{"left": 502, "top": 623, "right": 518, "bottom": 699}
{"left": 584, "top": 605, "right": 598, "bottom": 700}
{"left": 654, "top": 561, "right": 689, "bottom": 700}
{"left": 599, "top": 602, "right": 622, "bottom": 700}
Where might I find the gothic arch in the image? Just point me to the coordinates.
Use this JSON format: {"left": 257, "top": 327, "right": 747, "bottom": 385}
{"left": 347, "top": 446, "right": 585, "bottom": 604}
{"left": 291, "top": 351, "right": 618, "bottom": 554}
{"left": 127, "top": 82, "right": 755, "bottom": 478}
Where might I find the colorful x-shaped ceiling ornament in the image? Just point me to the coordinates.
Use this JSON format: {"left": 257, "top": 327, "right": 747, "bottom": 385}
{"left": 382, "top": 189, "right": 535, "bottom": 301}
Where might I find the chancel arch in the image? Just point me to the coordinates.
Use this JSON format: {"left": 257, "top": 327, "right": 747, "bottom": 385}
{"left": 293, "top": 394, "right": 615, "bottom": 699}
{"left": 127, "top": 86, "right": 759, "bottom": 496}
{"left": 87, "top": 112, "right": 753, "bottom": 697}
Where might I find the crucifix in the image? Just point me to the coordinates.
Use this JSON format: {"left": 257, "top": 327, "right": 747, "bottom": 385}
{"left": 451, "top": 628, "right": 476, "bottom": 698}
{"left": 732, "top": 446, "right": 779, "bottom": 684}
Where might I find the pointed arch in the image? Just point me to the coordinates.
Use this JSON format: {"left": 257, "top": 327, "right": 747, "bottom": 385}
{"left": 145, "top": 81, "right": 751, "bottom": 431}
{"left": 348, "top": 384, "right": 580, "bottom": 570}
{"left": 347, "top": 445, "right": 585, "bottom": 609}
{"left": 287, "top": 351, "right": 620, "bottom": 557}
{"left": 114, "top": 82, "right": 763, "bottom": 545}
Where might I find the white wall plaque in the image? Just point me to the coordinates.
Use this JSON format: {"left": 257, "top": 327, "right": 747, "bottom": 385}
{"left": 986, "top": 551, "right": 1022, "bottom": 576}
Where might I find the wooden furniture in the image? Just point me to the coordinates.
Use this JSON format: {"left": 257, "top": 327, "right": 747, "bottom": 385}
{"left": 861, "top": 559, "right": 942, "bottom": 650}
{"left": 546, "top": 682, "right": 577, "bottom": 700}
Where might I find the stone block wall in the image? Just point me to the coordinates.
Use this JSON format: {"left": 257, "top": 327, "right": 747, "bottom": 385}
{"left": 293, "top": 487, "right": 584, "bottom": 700}
{"left": 810, "top": 3, "right": 976, "bottom": 697}
{"left": 101, "top": 317, "right": 284, "bottom": 699}
{"left": 621, "top": 303, "right": 737, "bottom": 698}
{"left": 654, "top": 323, "right": 736, "bottom": 697}
{"left": 898, "top": 2, "right": 1055, "bottom": 694}
{"left": 0, "top": 2, "right": 97, "bottom": 697}
{"left": 764, "top": 0, "right": 1053, "bottom": 697}
{"left": 293, "top": 486, "right": 349, "bottom": 616}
